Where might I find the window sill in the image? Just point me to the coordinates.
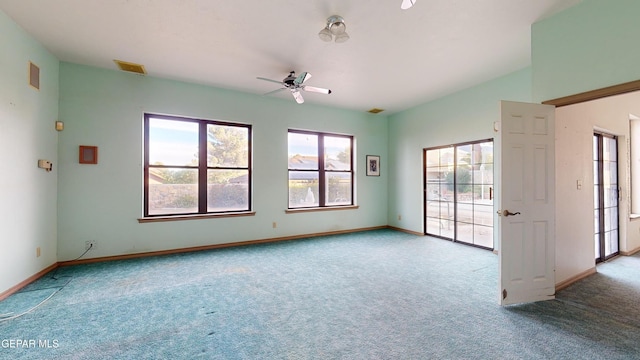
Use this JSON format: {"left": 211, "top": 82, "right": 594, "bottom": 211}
{"left": 138, "top": 211, "right": 256, "bottom": 223}
{"left": 285, "top": 205, "right": 359, "bottom": 214}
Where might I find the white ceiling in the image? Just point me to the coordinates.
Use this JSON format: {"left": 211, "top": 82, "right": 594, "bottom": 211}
{"left": 1, "top": 0, "right": 581, "bottom": 114}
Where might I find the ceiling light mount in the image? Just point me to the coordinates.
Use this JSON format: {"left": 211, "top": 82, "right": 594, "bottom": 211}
{"left": 319, "top": 15, "right": 350, "bottom": 43}
{"left": 401, "top": 0, "right": 417, "bottom": 10}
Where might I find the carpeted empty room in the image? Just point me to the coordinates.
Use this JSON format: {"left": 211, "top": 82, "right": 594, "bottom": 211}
{"left": 1, "top": 229, "right": 640, "bottom": 359}
{"left": 5, "top": 1, "right": 640, "bottom": 359}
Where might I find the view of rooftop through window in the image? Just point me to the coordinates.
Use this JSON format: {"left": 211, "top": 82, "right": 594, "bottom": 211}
{"left": 144, "top": 114, "right": 251, "bottom": 216}
{"left": 288, "top": 130, "right": 353, "bottom": 208}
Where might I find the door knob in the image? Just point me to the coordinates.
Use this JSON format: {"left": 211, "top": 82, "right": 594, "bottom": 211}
{"left": 502, "top": 210, "right": 520, "bottom": 217}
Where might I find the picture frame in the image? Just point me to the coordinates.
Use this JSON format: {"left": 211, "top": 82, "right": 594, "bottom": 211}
{"left": 366, "top": 155, "right": 380, "bottom": 176}
{"left": 79, "top": 145, "right": 98, "bottom": 164}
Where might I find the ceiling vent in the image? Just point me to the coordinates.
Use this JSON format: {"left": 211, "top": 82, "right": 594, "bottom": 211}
{"left": 367, "top": 108, "right": 385, "bottom": 114}
{"left": 113, "top": 59, "right": 147, "bottom": 75}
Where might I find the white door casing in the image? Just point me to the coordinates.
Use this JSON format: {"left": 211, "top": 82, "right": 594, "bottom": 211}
{"left": 498, "top": 101, "right": 556, "bottom": 306}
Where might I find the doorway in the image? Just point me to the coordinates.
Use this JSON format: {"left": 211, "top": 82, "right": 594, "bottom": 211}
{"left": 593, "top": 132, "right": 619, "bottom": 262}
{"left": 424, "top": 139, "right": 494, "bottom": 249}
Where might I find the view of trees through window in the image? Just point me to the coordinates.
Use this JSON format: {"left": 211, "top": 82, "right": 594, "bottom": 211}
{"left": 144, "top": 114, "right": 251, "bottom": 216}
{"left": 424, "top": 140, "right": 494, "bottom": 249}
{"left": 288, "top": 130, "right": 353, "bottom": 208}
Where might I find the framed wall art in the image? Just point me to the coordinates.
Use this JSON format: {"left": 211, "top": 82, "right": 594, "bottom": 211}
{"left": 366, "top": 155, "right": 380, "bottom": 176}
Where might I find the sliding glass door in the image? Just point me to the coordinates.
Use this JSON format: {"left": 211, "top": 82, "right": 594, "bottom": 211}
{"left": 593, "top": 132, "right": 619, "bottom": 262}
{"left": 424, "top": 140, "right": 494, "bottom": 249}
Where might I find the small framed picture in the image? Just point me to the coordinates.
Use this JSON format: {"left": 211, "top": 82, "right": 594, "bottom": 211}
{"left": 366, "top": 155, "right": 380, "bottom": 176}
{"left": 79, "top": 145, "right": 98, "bottom": 164}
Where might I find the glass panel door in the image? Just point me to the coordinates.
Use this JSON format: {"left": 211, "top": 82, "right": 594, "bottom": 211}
{"left": 424, "top": 140, "right": 494, "bottom": 249}
{"left": 425, "top": 147, "right": 455, "bottom": 239}
{"left": 594, "top": 133, "right": 619, "bottom": 263}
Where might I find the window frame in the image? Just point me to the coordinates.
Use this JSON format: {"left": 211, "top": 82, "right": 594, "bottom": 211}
{"left": 287, "top": 129, "right": 354, "bottom": 209}
{"left": 143, "top": 113, "right": 252, "bottom": 218}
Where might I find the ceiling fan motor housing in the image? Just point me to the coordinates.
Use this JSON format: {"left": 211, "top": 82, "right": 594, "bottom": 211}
{"left": 283, "top": 72, "right": 297, "bottom": 87}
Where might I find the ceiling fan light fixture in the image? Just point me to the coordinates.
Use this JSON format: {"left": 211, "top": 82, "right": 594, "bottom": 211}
{"left": 318, "top": 27, "right": 333, "bottom": 42}
{"left": 328, "top": 21, "right": 346, "bottom": 35}
{"left": 334, "top": 32, "right": 350, "bottom": 43}
{"left": 319, "top": 15, "right": 349, "bottom": 43}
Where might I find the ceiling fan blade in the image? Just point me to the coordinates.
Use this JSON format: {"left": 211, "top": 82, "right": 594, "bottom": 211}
{"left": 294, "top": 72, "right": 312, "bottom": 85}
{"left": 291, "top": 90, "right": 304, "bottom": 104}
{"left": 257, "top": 76, "right": 283, "bottom": 85}
{"left": 263, "top": 87, "right": 286, "bottom": 96}
{"left": 302, "top": 85, "right": 332, "bottom": 95}
{"left": 401, "top": 0, "right": 416, "bottom": 9}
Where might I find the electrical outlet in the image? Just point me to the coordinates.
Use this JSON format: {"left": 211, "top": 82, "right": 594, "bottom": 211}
{"left": 398, "top": 215, "right": 402, "bottom": 221}
{"left": 36, "top": 247, "right": 41, "bottom": 258}
{"left": 85, "top": 241, "right": 96, "bottom": 251}
{"left": 272, "top": 222, "right": 277, "bottom": 228}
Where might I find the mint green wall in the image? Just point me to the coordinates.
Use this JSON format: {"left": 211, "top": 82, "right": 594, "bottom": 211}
{"left": 532, "top": 0, "right": 640, "bottom": 283}
{"left": 0, "top": 10, "right": 59, "bottom": 294}
{"left": 387, "top": 68, "right": 532, "bottom": 237}
{"left": 532, "top": 0, "right": 640, "bottom": 102}
{"left": 57, "top": 63, "right": 388, "bottom": 261}
{"left": 7, "top": 0, "right": 637, "bottom": 294}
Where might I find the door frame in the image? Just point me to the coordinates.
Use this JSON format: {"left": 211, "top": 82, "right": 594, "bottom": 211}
{"left": 593, "top": 131, "right": 620, "bottom": 263}
{"left": 423, "top": 139, "right": 495, "bottom": 250}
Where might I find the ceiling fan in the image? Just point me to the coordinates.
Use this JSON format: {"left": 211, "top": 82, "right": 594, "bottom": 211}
{"left": 257, "top": 71, "right": 332, "bottom": 104}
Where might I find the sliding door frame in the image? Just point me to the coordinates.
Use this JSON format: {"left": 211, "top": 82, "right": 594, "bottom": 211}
{"left": 423, "top": 138, "right": 494, "bottom": 250}
{"left": 593, "top": 131, "right": 620, "bottom": 263}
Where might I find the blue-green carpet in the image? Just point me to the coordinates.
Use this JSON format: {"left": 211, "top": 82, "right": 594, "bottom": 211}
{"left": 1, "top": 229, "right": 639, "bottom": 359}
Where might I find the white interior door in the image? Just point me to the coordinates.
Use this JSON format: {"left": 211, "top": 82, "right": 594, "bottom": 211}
{"left": 498, "top": 101, "right": 556, "bottom": 306}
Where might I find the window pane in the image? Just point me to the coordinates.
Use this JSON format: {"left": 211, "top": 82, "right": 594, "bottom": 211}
{"left": 207, "top": 170, "right": 249, "bottom": 211}
{"left": 426, "top": 183, "right": 441, "bottom": 202}
{"left": 207, "top": 125, "right": 249, "bottom": 167}
{"left": 456, "top": 185, "right": 473, "bottom": 204}
{"left": 324, "top": 136, "right": 351, "bottom": 170}
{"left": 604, "top": 136, "right": 617, "bottom": 161}
{"left": 456, "top": 222, "right": 473, "bottom": 243}
{"left": 477, "top": 164, "right": 493, "bottom": 184}
{"left": 457, "top": 145, "right": 472, "bottom": 167}
{"left": 426, "top": 217, "right": 442, "bottom": 237}
{"left": 474, "top": 225, "right": 493, "bottom": 248}
{"left": 609, "top": 206, "right": 618, "bottom": 230}
{"left": 288, "top": 171, "right": 319, "bottom": 207}
{"left": 473, "top": 204, "right": 493, "bottom": 226}
{"left": 147, "top": 168, "right": 198, "bottom": 215}
{"left": 288, "top": 133, "right": 318, "bottom": 170}
{"left": 149, "top": 118, "right": 198, "bottom": 166}
{"left": 456, "top": 202, "right": 473, "bottom": 224}
{"left": 426, "top": 168, "right": 445, "bottom": 183}
{"left": 439, "top": 147, "right": 455, "bottom": 168}
{"left": 426, "top": 200, "right": 439, "bottom": 218}
{"left": 326, "top": 172, "right": 352, "bottom": 205}
{"left": 607, "top": 161, "right": 618, "bottom": 184}
{"left": 145, "top": 114, "right": 252, "bottom": 217}
{"left": 608, "top": 229, "right": 619, "bottom": 255}
{"left": 477, "top": 142, "right": 493, "bottom": 165}
{"left": 456, "top": 164, "right": 472, "bottom": 185}
{"left": 425, "top": 150, "right": 440, "bottom": 168}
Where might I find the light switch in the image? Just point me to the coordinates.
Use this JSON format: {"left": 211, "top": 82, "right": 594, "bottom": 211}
{"left": 577, "top": 179, "right": 583, "bottom": 190}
